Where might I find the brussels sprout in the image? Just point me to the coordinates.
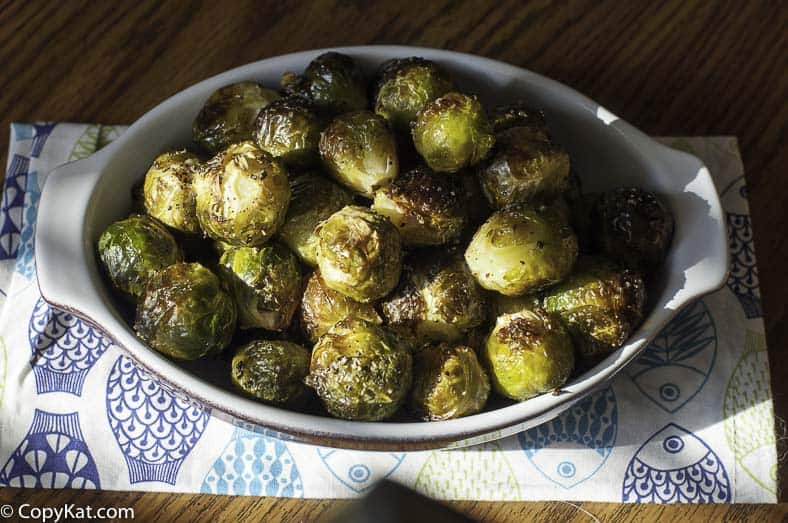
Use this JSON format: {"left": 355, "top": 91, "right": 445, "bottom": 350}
{"left": 134, "top": 262, "right": 236, "bottom": 360}
{"left": 193, "top": 141, "right": 290, "bottom": 247}
{"left": 299, "top": 271, "right": 381, "bottom": 343}
{"left": 381, "top": 252, "right": 487, "bottom": 343}
{"left": 281, "top": 52, "right": 367, "bottom": 115}
{"left": 410, "top": 343, "right": 490, "bottom": 421}
{"left": 253, "top": 97, "right": 323, "bottom": 168}
{"left": 277, "top": 172, "right": 354, "bottom": 266}
{"left": 218, "top": 243, "right": 301, "bottom": 331}
{"left": 489, "top": 102, "right": 548, "bottom": 134}
{"left": 231, "top": 339, "right": 310, "bottom": 407}
{"left": 143, "top": 150, "right": 202, "bottom": 234}
{"left": 464, "top": 204, "right": 578, "bottom": 296}
{"left": 483, "top": 308, "right": 574, "bottom": 401}
{"left": 373, "top": 57, "right": 454, "bottom": 132}
{"left": 97, "top": 214, "right": 183, "bottom": 298}
{"left": 411, "top": 92, "right": 495, "bottom": 173}
{"left": 193, "top": 82, "right": 280, "bottom": 154}
{"left": 319, "top": 111, "right": 399, "bottom": 197}
{"left": 306, "top": 318, "right": 412, "bottom": 421}
{"left": 478, "top": 127, "right": 570, "bottom": 209}
{"left": 315, "top": 206, "right": 402, "bottom": 302}
{"left": 542, "top": 256, "right": 646, "bottom": 359}
{"left": 593, "top": 187, "right": 674, "bottom": 275}
{"left": 491, "top": 292, "right": 541, "bottom": 317}
{"left": 372, "top": 166, "right": 466, "bottom": 246}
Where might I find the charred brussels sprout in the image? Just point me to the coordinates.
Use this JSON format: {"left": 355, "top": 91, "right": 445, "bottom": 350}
{"left": 315, "top": 206, "right": 402, "bottom": 302}
{"left": 218, "top": 243, "right": 301, "bottom": 331}
{"left": 281, "top": 52, "right": 367, "bottom": 115}
{"left": 542, "top": 256, "right": 646, "bottom": 359}
{"left": 411, "top": 92, "right": 494, "bottom": 173}
{"left": 306, "top": 318, "right": 412, "bottom": 421}
{"left": 372, "top": 166, "right": 466, "bottom": 246}
{"left": 593, "top": 187, "right": 674, "bottom": 275}
{"left": 381, "top": 252, "right": 487, "bottom": 343}
{"left": 483, "top": 308, "right": 574, "bottom": 401}
{"left": 464, "top": 204, "right": 578, "bottom": 296}
{"left": 97, "top": 214, "right": 183, "bottom": 297}
{"left": 193, "top": 141, "right": 290, "bottom": 247}
{"left": 193, "top": 82, "right": 280, "bottom": 154}
{"left": 374, "top": 57, "right": 454, "bottom": 132}
{"left": 278, "top": 172, "right": 354, "bottom": 266}
{"left": 143, "top": 150, "right": 202, "bottom": 234}
{"left": 299, "top": 271, "right": 381, "bottom": 343}
{"left": 319, "top": 111, "right": 399, "bottom": 197}
{"left": 134, "top": 262, "right": 236, "bottom": 360}
{"left": 231, "top": 339, "right": 310, "bottom": 407}
{"left": 254, "top": 97, "right": 323, "bottom": 168}
{"left": 410, "top": 343, "right": 490, "bottom": 421}
{"left": 489, "top": 102, "right": 548, "bottom": 134}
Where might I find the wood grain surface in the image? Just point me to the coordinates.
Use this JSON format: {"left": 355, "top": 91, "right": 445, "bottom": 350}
{"left": 1, "top": 0, "right": 786, "bottom": 520}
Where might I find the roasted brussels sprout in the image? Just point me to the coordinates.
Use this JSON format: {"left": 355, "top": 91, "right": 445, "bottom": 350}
{"left": 319, "top": 111, "right": 399, "bottom": 197}
{"left": 193, "top": 82, "right": 280, "bottom": 154}
{"left": 478, "top": 126, "right": 570, "bottom": 209}
{"left": 193, "top": 141, "right": 290, "bottom": 247}
{"left": 299, "top": 271, "right": 381, "bottom": 343}
{"left": 372, "top": 166, "right": 466, "bottom": 246}
{"left": 97, "top": 214, "right": 183, "bottom": 297}
{"left": 410, "top": 343, "right": 490, "bottom": 421}
{"left": 231, "top": 339, "right": 310, "bottom": 406}
{"left": 483, "top": 308, "right": 574, "bottom": 401}
{"left": 254, "top": 97, "right": 323, "bottom": 168}
{"left": 134, "top": 262, "right": 236, "bottom": 360}
{"left": 315, "top": 206, "right": 402, "bottom": 302}
{"left": 381, "top": 252, "right": 487, "bottom": 343}
{"left": 593, "top": 187, "right": 674, "bottom": 275}
{"left": 306, "top": 318, "right": 412, "bottom": 421}
{"left": 281, "top": 52, "right": 367, "bottom": 115}
{"left": 218, "top": 243, "right": 301, "bottom": 331}
{"left": 489, "top": 102, "right": 548, "bottom": 134}
{"left": 143, "top": 150, "right": 202, "bottom": 234}
{"left": 374, "top": 57, "right": 454, "bottom": 132}
{"left": 411, "top": 92, "right": 495, "bottom": 173}
{"left": 464, "top": 204, "right": 578, "bottom": 296}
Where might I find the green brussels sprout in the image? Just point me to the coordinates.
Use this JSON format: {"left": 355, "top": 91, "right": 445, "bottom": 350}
{"left": 542, "top": 256, "right": 646, "bottom": 359}
{"left": 277, "top": 172, "right": 354, "bottom": 266}
{"left": 593, "top": 187, "right": 674, "bottom": 275}
{"left": 381, "top": 252, "right": 487, "bottom": 343}
{"left": 372, "top": 166, "right": 466, "bottom": 246}
{"left": 253, "top": 97, "right": 323, "bottom": 168}
{"left": 143, "top": 150, "right": 202, "bottom": 234}
{"left": 281, "top": 52, "right": 367, "bottom": 115}
{"left": 410, "top": 343, "right": 490, "bottom": 421}
{"left": 231, "top": 339, "right": 310, "bottom": 407}
{"left": 97, "top": 214, "right": 183, "bottom": 298}
{"left": 319, "top": 111, "right": 399, "bottom": 197}
{"left": 315, "top": 206, "right": 402, "bottom": 302}
{"left": 373, "top": 57, "right": 454, "bottom": 132}
{"left": 134, "top": 262, "right": 237, "bottom": 360}
{"left": 478, "top": 126, "right": 570, "bottom": 209}
{"left": 483, "top": 308, "right": 574, "bottom": 401}
{"left": 193, "top": 141, "right": 291, "bottom": 247}
{"left": 489, "top": 102, "right": 548, "bottom": 134}
{"left": 464, "top": 204, "right": 578, "bottom": 296}
{"left": 299, "top": 271, "right": 382, "bottom": 343}
{"left": 306, "top": 318, "right": 412, "bottom": 421}
{"left": 411, "top": 92, "right": 495, "bottom": 173}
{"left": 218, "top": 243, "right": 301, "bottom": 331}
{"left": 193, "top": 82, "right": 280, "bottom": 154}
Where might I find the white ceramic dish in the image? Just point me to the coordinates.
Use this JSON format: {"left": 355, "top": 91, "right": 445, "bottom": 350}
{"left": 35, "top": 46, "right": 729, "bottom": 450}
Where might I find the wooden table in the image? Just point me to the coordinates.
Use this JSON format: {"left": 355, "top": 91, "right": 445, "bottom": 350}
{"left": 1, "top": 1, "right": 786, "bottom": 520}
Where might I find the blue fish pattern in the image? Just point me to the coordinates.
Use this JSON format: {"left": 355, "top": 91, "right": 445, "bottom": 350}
{"left": 15, "top": 170, "right": 40, "bottom": 280}
{"left": 317, "top": 448, "right": 406, "bottom": 494}
{"left": 30, "top": 123, "right": 57, "bottom": 158}
{"left": 0, "top": 154, "right": 29, "bottom": 260}
{"left": 106, "top": 356, "right": 210, "bottom": 485}
{"left": 0, "top": 410, "right": 99, "bottom": 489}
{"left": 726, "top": 210, "right": 761, "bottom": 319}
{"left": 622, "top": 423, "right": 731, "bottom": 503}
{"left": 518, "top": 387, "right": 617, "bottom": 488}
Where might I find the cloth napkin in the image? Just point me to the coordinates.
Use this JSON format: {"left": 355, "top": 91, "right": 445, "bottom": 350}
{"left": 0, "top": 123, "right": 776, "bottom": 503}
